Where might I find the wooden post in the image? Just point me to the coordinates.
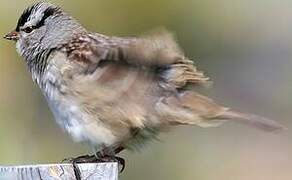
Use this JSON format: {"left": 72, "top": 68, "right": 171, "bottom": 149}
{"left": 0, "top": 163, "right": 118, "bottom": 180}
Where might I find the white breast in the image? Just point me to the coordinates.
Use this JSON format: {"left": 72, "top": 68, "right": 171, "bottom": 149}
{"left": 39, "top": 52, "right": 117, "bottom": 149}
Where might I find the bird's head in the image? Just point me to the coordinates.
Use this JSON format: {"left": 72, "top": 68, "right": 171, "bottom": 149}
{"left": 4, "top": 2, "right": 85, "bottom": 62}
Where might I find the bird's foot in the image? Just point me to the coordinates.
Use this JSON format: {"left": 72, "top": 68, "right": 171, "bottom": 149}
{"left": 62, "top": 153, "right": 126, "bottom": 175}
{"left": 62, "top": 154, "right": 101, "bottom": 180}
{"left": 62, "top": 154, "right": 99, "bottom": 164}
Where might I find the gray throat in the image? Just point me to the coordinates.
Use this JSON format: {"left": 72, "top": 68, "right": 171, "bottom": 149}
{"left": 23, "top": 47, "right": 55, "bottom": 86}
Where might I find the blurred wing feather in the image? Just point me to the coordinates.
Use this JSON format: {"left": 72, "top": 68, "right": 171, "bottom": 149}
{"left": 83, "top": 29, "right": 210, "bottom": 90}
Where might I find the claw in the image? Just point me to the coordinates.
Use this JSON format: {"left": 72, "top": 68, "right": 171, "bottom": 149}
{"left": 115, "top": 156, "right": 126, "bottom": 173}
{"left": 73, "top": 161, "right": 82, "bottom": 180}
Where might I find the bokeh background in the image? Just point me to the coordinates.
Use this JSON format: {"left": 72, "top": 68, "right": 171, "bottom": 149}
{"left": 1, "top": 0, "right": 292, "bottom": 180}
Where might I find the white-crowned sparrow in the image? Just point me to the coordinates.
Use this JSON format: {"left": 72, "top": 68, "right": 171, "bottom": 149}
{"left": 4, "top": 2, "right": 284, "bottom": 168}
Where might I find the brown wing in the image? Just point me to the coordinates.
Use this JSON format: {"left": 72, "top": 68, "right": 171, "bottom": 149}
{"left": 85, "top": 29, "right": 210, "bottom": 90}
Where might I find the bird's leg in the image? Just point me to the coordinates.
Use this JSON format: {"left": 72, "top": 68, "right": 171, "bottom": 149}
{"left": 114, "top": 146, "right": 125, "bottom": 154}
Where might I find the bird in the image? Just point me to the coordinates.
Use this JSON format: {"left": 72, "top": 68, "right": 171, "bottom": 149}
{"left": 4, "top": 1, "right": 284, "bottom": 173}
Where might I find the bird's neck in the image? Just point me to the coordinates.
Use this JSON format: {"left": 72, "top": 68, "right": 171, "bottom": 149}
{"left": 22, "top": 47, "right": 55, "bottom": 86}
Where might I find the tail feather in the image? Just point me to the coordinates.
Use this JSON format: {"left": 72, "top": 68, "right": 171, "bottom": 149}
{"left": 217, "top": 110, "right": 285, "bottom": 132}
{"left": 174, "top": 91, "right": 285, "bottom": 132}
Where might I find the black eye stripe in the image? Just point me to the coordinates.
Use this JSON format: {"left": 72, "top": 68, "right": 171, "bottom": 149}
{"left": 16, "top": 3, "right": 61, "bottom": 32}
{"left": 16, "top": 5, "right": 35, "bottom": 32}
{"left": 35, "top": 7, "right": 57, "bottom": 29}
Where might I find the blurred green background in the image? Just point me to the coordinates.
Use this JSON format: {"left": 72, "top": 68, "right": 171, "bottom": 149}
{"left": 1, "top": 0, "right": 292, "bottom": 179}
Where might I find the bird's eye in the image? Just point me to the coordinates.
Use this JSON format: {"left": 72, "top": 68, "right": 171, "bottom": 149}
{"left": 23, "top": 26, "right": 34, "bottom": 33}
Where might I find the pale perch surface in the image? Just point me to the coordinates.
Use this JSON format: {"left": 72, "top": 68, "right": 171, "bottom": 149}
{"left": 0, "top": 163, "right": 118, "bottom": 180}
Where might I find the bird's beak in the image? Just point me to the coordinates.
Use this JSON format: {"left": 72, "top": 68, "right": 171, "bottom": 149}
{"left": 4, "top": 30, "right": 19, "bottom": 41}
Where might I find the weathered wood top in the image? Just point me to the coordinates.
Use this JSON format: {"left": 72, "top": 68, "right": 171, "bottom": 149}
{"left": 0, "top": 163, "right": 118, "bottom": 180}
